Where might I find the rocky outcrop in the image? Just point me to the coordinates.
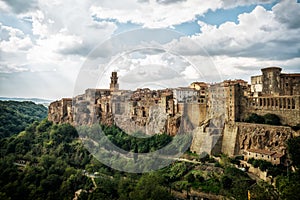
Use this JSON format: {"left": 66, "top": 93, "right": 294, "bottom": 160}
{"left": 222, "top": 122, "right": 294, "bottom": 156}
{"left": 236, "top": 123, "right": 293, "bottom": 154}
{"left": 48, "top": 98, "right": 72, "bottom": 124}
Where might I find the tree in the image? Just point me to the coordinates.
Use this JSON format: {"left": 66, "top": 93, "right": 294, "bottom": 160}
{"left": 245, "top": 113, "right": 265, "bottom": 124}
{"left": 221, "top": 175, "right": 232, "bottom": 190}
{"left": 263, "top": 113, "right": 281, "bottom": 125}
{"left": 129, "top": 173, "right": 172, "bottom": 200}
{"left": 287, "top": 136, "right": 300, "bottom": 168}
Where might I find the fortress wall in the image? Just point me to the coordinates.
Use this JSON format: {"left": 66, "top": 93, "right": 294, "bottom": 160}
{"left": 190, "top": 122, "right": 223, "bottom": 155}
{"left": 221, "top": 123, "right": 239, "bottom": 156}
{"left": 243, "top": 95, "right": 300, "bottom": 126}
{"left": 190, "top": 127, "right": 206, "bottom": 154}
{"left": 243, "top": 109, "right": 300, "bottom": 126}
{"left": 185, "top": 103, "right": 207, "bottom": 127}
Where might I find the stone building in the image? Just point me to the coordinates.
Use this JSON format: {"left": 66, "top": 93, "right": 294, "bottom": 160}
{"left": 244, "top": 149, "right": 284, "bottom": 165}
{"left": 48, "top": 98, "right": 72, "bottom": 124}
{"left": 251, "top": 67, "right": 300, "bottom": 96}
{"left": 245, "top": 67, "right": 300, "bottom": 126}
{"left": 110, "top": 71, "right": 119, "bottom": 91}
{"left": 48, "top": 67, "right": 299, "bottom": 160}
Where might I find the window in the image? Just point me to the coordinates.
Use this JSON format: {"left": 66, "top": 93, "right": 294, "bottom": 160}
{"left": 274, "top": 158, "right": 276, "bottom": 160}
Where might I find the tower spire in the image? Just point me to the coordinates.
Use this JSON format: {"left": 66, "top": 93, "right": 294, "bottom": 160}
{"left": 110, "top": 71, "right": 119, "bottom": 91}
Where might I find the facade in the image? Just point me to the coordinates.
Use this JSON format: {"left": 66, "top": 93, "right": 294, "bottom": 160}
{"left": 251, "top": 67, "right": 300, "bottom": 96}
{"left": 244, "top": 149, "right": 284, "bottom": 165}
{"left": 245, "top": 67, "right": 300, "bottom": 126}
{"left": 48, "top": 67, "right": 300, "bottom": 161}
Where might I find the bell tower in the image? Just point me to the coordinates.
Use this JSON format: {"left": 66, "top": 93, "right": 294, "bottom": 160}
{"left": 110, "top": 71, "right": 119, "bottom": 91}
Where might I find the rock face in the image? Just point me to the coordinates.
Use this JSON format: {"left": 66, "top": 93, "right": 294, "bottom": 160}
{"left": 236, "top": 123, "right": 293, "bottom": 154}
{"left": 222, "top": 122, "right": 295, "bottom": 156}
{"left": 48, "top": 98, "right": 72, "bottom": 124}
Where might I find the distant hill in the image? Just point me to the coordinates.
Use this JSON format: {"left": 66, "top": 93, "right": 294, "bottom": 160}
{"left": 0, "top": 100, "right": 48, "bottom": 138}
{"left": 0, "top": 97, "right": 53, "bottom": 106}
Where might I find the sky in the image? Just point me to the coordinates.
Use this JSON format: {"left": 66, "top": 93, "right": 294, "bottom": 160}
{"left": 0, "top": 0, "right": 300, "bottom": 99}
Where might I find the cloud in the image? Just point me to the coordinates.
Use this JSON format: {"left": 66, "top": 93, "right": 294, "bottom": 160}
{"left": 156, "top": 0, "right": 187, "bottom": 5}
{"left": 0, "top": 0, "right": 299, "bottom": 99}
{"left": 168, "top": 1, "right": 300, "bottom": 61}
{"left": 1, "top": 0, "right": 38, "bottom": 13}
{"left": 90, "top": 0, "right": 222, "bottom": 28}
{"left": 273, "top": 0, "right": 300, "bottom": 29}
{"left": 0, "top": 23, "right": 33, "bottom": 51}
{"left": 221, "top": 0, "right": 276, "bottom": 8}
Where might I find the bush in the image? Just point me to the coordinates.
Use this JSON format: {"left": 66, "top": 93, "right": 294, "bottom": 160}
{"left": 291, "top": 124, "right": 300, "bottom": 131}
{"left": 244, "top": 113, "right": 281, "bottom": 126}
{"left": 245, "top": 113, "right": 265, "bottom": 124}
{"left": 263, "top": 113, "right": 281, "bottom": 125}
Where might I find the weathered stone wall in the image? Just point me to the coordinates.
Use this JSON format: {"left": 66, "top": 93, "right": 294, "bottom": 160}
{"left": 190, "top": 121, "right": 223, "bottom": 155}
{"left": 243, "top": 95, "right": 300, "bottom": 126}
{"left": 222, "top": 122, "right": 294, "bottom": 156}
{"left": 236, "top": 122, "right": 293, "bottom": 154}
{"left": 221, "top": 123, "right": 239, "bottom": 156}
{"left": 48, "top": 98, "right": 72, "bottom": 124}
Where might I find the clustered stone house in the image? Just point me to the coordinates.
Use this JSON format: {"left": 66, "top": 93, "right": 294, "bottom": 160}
{"left": 48, "top": 67, "right": 300, "bottom": 164}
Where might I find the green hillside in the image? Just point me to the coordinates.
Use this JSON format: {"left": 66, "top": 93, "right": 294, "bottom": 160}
{"left": 2, "top": 119, "right": 299, "bottom": 200}
{"left": 0, "top": 101, "right": 47, "bottom": 138}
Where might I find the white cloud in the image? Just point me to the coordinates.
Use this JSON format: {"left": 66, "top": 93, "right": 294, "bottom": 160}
{"left": 0, "top": 0, "right": 299, "bottom": 99}
{"left": 0, "top": 23, "right": 33, "bottom": 51}
{"left": 220, "top": 0, "right": 275, "bottom": 9}
{"left": 273, "top": 0, "right": 300, "bottom": 29}
{"left": 90, "top": 0, "right": 222, "bottom": 28}
{"left": 168, "top": 1, "right": 300, "bottom": 61}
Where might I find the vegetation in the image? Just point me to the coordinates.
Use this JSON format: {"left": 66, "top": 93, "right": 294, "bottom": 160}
{"left": 0, "top": 119, "right": 275, "bottom": 200}
{"left": 291, "top": 124, "right": 300, "bottom": 131}
{"left": 287, "top": 136, "right": 300, "bottom": 168}
{"left": 1, "top": 103, "right": 300, "bottom": 200}
{"left": 244, "top": 113, "right": 281, "bottom": 125}
{"left": 0, "top": 101, "right": 47, "bottom": 138}
{"left": 102, "top": 125, "right": 172, "bottom": 153}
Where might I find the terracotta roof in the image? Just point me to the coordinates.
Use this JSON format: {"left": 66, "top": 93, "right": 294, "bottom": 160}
{"left": 272, "top": 152, "right": 284, "bottom": 158}
{"left": 246, "top": 149, "right": 285, "bottom": 158}
{"left": 246, "top": 149, "right": 276, "bottom": 156}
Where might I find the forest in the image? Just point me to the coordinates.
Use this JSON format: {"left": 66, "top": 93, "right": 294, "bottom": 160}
{"left": 0, "top": 102, "right": 300, "bottom": 199}
{"left": 0, "top": 100, "right": 47, "bottom": 138}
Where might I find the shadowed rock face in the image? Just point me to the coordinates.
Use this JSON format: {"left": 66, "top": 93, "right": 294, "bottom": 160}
{"left": 237, "top": 123, "right": 294, "bottom": 154}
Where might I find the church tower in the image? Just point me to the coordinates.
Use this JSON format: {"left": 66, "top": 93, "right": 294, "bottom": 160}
{"left": 110, "top": 71, "right": 119, "bottom": 91}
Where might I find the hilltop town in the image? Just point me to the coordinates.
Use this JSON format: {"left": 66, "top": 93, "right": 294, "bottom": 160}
{"left": 48, "top": 67, "right": 300, "bottom": 165}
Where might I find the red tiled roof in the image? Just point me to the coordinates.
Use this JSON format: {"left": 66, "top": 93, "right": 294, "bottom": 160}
{"left": 246, "top": 149, "right": 284, "bottom": 158}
